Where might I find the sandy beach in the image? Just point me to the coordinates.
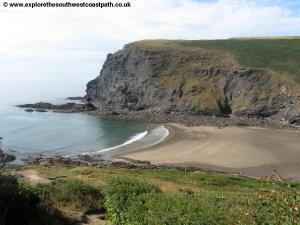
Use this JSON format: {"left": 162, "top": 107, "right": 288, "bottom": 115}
{"left": 123, "top": 124, "right": 300, "bottom": 180}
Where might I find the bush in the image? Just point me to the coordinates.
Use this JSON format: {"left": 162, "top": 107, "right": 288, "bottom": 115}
{"left": 0, "top": 175, "right": 19, "bottom": 224}
{"left": 103, "top": 177, "right": 161, "bottom": 224}
{"left": 126, "top": 192, "right": 227, "bottom": 225}
{"left": 0, "top": 176, "right": 102, "bottom": 225}
{"left": 103, "top": 177, "right": 226, "bottom": 225}
{"left": 240, "top": 181, "right": 300, "bottom": 225}
{"left": 0, "top": 175, "right": 42, "bottom": 225}
{"left": 36, "top": 179, "right": 103, "bottom": 213}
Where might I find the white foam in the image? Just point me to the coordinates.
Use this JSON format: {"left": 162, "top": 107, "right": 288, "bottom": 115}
{"left": 145, "top": 125, "right": 169, "bottom": 147}
{"left": 95, "top": 130, "right": 148, "bottom": 153}
{"left": 81, "top": 124, "right": 170, "bottom": 156}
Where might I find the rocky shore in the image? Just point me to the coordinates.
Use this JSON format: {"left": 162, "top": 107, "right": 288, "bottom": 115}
{"left": 65, "top": 96, "right": 85, "bottom": 101}
{"left": 87, "top": 106, "right": 300, "bottom": 130}
{"left": 1, "top": 152, "right": 16, "bottom": 163}
{"left": 22, "top": 155, "right": 229, "bottom": 174}
{"left": 16, "top": 100, "right": 300, "bottom": 130}
{"left": 17, "top": 102, "right": 96, "bottom": 113}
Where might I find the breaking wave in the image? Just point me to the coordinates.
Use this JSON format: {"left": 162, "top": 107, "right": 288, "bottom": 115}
{"left": 96, "top": 131, "right": 148, "bottom": 153}
{"left": 90, "top": 124, "right": 169, "bottom": 155}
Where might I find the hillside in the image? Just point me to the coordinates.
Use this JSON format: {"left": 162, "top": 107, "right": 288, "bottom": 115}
{"left": 2, "top": 165, "right": 299, "bottom": 225}
{"left": 86, "top": 39, "right": 300, "bottom": 125}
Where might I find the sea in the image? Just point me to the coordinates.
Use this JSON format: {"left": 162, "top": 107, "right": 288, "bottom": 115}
{"left": 0, "top": 98, "right": 169, "bottom": 162}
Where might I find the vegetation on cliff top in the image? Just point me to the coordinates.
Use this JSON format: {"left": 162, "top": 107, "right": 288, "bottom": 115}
{"left": 125, "top": 38, "right": 299, "bottom": 115}
{"left": 138, "top": 38, "right": 300, "bottom": 84}
{"left": 86, "top": 38, "right": 300, "bottom": 118}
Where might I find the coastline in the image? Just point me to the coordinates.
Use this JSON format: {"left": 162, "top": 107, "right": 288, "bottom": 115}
{"left": 16, "top": 100, "right": 300, "bottom": 131}
{"left": 89, "top": 124, "right": 170, "bottom": 158}
{"left": 11, "top": 102, "right": 300, "bottom": 180}
{"left": 17, "top": 122, "right": 300, "bottom": 181}
{"left": 120, "top": 123, "right": 300, "bottom": 180}
{"left": 88, "top": 109, "right": 300, "bottom": 131}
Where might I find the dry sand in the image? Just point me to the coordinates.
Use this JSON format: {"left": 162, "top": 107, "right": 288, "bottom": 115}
{"left": 123, "top": 124, "right": 300, "bottom": 180}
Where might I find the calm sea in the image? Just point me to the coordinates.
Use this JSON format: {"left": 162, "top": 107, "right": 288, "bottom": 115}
{"left": 0, "top": 99, "right": 168, "bottom": 162}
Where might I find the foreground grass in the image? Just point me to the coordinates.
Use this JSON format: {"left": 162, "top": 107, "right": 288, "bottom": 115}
{"left": 30, "top": 165, "right": 300, "bottom": 192}
{"left": 2, "top": 165, "right": 300, "bottom": 224}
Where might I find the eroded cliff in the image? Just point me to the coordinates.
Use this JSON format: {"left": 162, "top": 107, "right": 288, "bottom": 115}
{"left": 86, "top": 40, "right": 300, "bottom": 125}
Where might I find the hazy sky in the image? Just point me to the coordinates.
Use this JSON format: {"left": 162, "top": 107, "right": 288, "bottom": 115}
{"left": 1, "top": 0, "right": 300, "bottom": 104}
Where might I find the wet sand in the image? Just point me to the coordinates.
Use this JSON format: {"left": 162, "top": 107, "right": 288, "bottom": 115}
{"left": 123, "top": 124, "right": 300, "bottom": 180}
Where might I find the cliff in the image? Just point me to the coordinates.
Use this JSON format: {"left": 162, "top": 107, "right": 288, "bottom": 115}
{"left": 86, "top": 39, "right": 300, "bottom": 125}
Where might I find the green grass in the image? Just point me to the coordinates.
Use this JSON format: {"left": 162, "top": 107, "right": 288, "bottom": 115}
{"left": 30, "top": 165, "right": 300, "bottom": 193}
{"left": 177, "top": 39, "right": 300, "bottom": 84}
{"left": 138, "top": 39, "right": 300, "bottom": 84}
{"left": 102, "top": 176, "right": 300, "bottom": 225}
{"left": 36, "top": 179, "right": 103, "bottom": 213}
{"left": 5, "top": 165, "right": 300, "bottom": 224}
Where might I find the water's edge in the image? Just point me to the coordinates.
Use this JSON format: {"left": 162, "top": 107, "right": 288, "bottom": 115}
{"left": 0, "top": 103, "right": 170, "bottom": 163}
{"left": 88, "top": 124, "right": 170, "bottom": 159}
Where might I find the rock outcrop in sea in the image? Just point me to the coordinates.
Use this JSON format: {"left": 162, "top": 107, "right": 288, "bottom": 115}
{"left": 18, "top": 102, "right": 96, "bottom": 113}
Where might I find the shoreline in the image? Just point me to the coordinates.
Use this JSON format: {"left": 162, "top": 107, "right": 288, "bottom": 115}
{"left": 88, "top": 110, "right": 300, "bottom": 131}
{"left": 87, "top": 124, "right": 170, "bottom": 158}
{"left": 20, "top": 122, "right": 300, "bottom": 181}
{"left": 15, "top": 100, "right": 300, "bottom": 131}
{"left": 9, "top": 102, "right": 300, "bottom": 180}
{"left": 121, "top": 123, "right": 300, "bottom": 180}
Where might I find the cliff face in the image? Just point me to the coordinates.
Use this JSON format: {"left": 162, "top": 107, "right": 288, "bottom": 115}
{"left": 86, "top": 40, "right": 300, "bottom": 125}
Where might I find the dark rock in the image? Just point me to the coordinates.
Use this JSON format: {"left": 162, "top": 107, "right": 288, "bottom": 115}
{"left": 66, "top": 96, "right": 84, "bottom": 101}
{"left": 34, "top": 109, "right": 47, "bottom": 112}
{"left": 17, "top": 102, "right": 96, "bottom": 113}
{"left": 1, "top": 153, "right": 16, "bottom": 163}
{"left": 135, "top": 104, "right": 145, "bottom": 111}
{"left": 18, "top": 102, "right": 52, "bottom": 109}
{"left": 85, "top": 41, "right": 300, "bottom": 125}
{"left": 21, "top": 155, "right": 235, "bottom": 177}
{"left": 291, "top": 116, "right": 300, "bottom": 125}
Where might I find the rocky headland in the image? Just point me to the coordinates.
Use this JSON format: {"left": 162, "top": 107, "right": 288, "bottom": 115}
{"left": 17, "top": 40, "right": 300, "bottom": 129}
{"left": 85, "top": 40, "right": 300, "bottom": 128}
{"left": 11, "top": 39, "right": 300, "bottom": 180}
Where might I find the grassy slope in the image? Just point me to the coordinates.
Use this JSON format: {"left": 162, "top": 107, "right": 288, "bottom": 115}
{"left": 181, "top": 39, "right": 300, "bottom": 84}
{"left": 140, "top": 38, "right": 300, "bottom": 84}
{"left": 31, "top": 165, "right": 278, "bottom": 193}
{"left": 18, "top": 165, "right": 300, "bottom": 224}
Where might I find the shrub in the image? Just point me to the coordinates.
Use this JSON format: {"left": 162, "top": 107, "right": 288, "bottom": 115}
{"left": 103, "top": 177, "right": 226, "bottom": 225}
{"left": 0, "top": 175, "right": 19, "bottom": 224}
{"left": 36, "top": 179, "right": 103, "bottom": 213}
{"left": 103, "top": 177, "right": 161, "bottom": 224}
{"left": 0, "top": 176, "right": 102, "bottom": 225}
{"left": 0, "top": 175, "right": 41, "bottom": 225}
{"left": 240, "top": 182, "right": 300, "bottom": 225}
{"left": 125, "top": 192, "right": 227, "bottom": 225}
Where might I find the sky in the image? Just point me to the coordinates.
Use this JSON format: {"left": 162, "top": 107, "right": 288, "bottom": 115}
{"left": 0, "top": 0, "right": 300, "bottom": 104}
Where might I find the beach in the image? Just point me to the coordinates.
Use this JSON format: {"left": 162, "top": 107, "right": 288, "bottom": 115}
{"left": 122, "top": 124, "right": 300, "bottom": 180}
